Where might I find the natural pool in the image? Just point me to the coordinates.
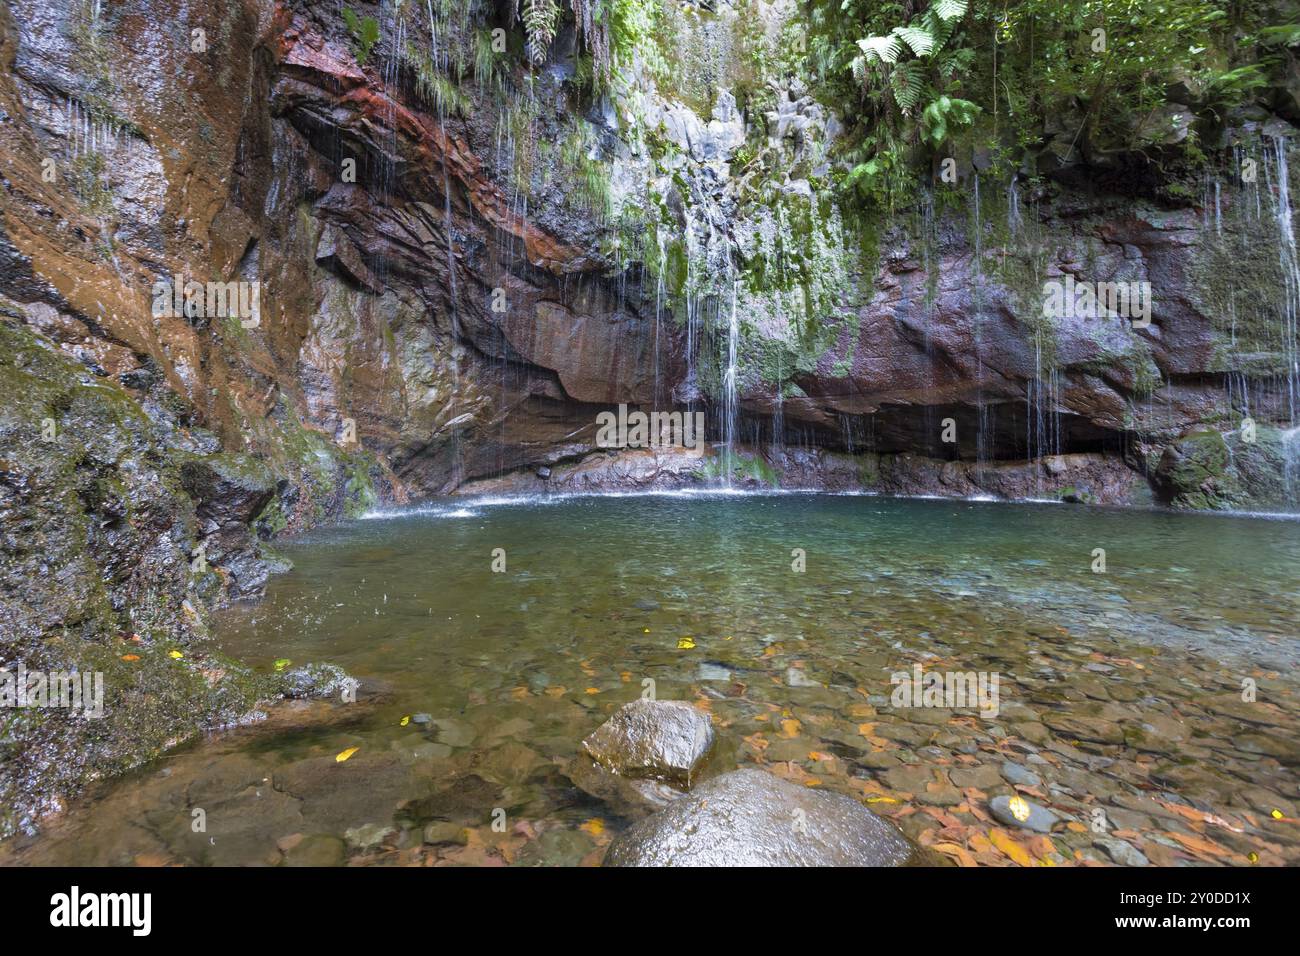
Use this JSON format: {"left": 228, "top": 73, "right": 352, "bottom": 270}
{"left": 6, "top": 493, "right": 1299, "bottom": 866}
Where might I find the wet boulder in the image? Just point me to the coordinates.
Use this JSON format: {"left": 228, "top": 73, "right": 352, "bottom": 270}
{"left": 1153, "top": 431, "right": 1240, "bottom": 509}
{"left": 603, "top": 768, "right": 919, "bottom": 867}
{"left": 581, "top": 700, "right": 715, "bottom": 786}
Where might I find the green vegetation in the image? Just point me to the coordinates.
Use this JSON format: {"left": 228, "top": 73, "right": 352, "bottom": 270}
{"left": 343, "top": 7, "right": 381, "bottom": 67}
{"left": 809, "top": 0, "right": 1295, "bottom": 211}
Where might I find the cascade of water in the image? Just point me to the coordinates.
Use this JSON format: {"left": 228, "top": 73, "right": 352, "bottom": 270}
{"left": 972, "top": 174, "right": 990, "bottom": 464}
{"left": 653, "top": 226, "right": 666, "bottom": 409}
{"left": 721, "top": 277, "right": 739, "bottom": 485}
{"left": 1271, "top": 136, "right": 1299, "bottom": 426}
{"left": 683, "top": 207, "right": 698, "bottom": 392}
{"left": 1007, "top": 177, "right": 1022, "bottom": 237}
{"left": 770, "top": 348, "right": 784, "bottom": 457}
{"left": 1270, "top": 137, "right": 1300, "bottom": 493}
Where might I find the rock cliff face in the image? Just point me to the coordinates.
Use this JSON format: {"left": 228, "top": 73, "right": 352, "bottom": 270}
{"left": 0, "top": 1, "right": 1298, "bottom": 832}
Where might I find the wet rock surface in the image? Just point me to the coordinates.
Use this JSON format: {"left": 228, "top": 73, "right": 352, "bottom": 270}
{"left": 582, "top": 700, "right": 715, "bottom": 786}
{"left": 603, "top": 768, "right": 918, "bottom": 867}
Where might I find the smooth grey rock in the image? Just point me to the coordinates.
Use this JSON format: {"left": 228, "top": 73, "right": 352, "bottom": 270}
{"left": 785, "top": 666, "right": 821, "bottom": 687}
{"left": 990, "top": 794, "right": 1059, "bottom": 833}
{"left": 429, "top": 717, "right": 474, "bottom": 747}
{"left": 1094, "top": 836, "right": 1150, "bottom": 867}
{"left": 343, "top": 823, "right": 394, "bottom": 849}
{"left": 696, "top": 662, "right": 732, "bottom": 682}
{"left": 1001, "top": 761, "right": 1042, "bottom": 788}
{"left": 604, "top": 768, "right": 918, "bottom": 867}
{"left": 582, "top": 700, "right": 715, "bottom": 786}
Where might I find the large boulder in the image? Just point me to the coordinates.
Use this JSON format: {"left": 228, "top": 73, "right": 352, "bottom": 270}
{"left": 581, "top": 700, "right": 715, "bottom": 787}
{"left": 1153, "top": 430, "right": 1240, "bottom": 509}
{"left": 603, "top": 768, "right": 919, "bottom": 867}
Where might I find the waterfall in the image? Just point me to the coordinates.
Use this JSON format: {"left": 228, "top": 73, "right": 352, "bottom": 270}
{"left": 1007, "top": 177, "right": 1022, "bottom": 238}
{"left": 971, "top": 173, "right": 990, "bottom": 464}
{"left": 721, "top": 277, "right": 739, "bottom": 485}
{"left": 1271, "top": 136, "right": 1299, "bottom": 428}
{"left": 653, "top": 226, "right": 666, "bottom": 408}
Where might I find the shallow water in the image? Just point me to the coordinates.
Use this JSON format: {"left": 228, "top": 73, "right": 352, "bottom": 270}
{"left": 8, "top": 493, "right": 1300, "bottom": 866}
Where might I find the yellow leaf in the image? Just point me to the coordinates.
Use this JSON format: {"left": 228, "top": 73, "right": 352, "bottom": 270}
{"left": 779, "top": 718, "right": 801, "bottom": 738}
{"left": 579, "top": 818, "right": 604, "bottom": 836}
{"left": 989, "top": 828, "right": 1032, "bottom": 866}
{"left": 932, "top": 841, "right": 979, "bottom": 867}
{"left": 121, "top": 654, "right": 140, "bottom": 662}
{"left": 677, "top": 637, "right": 696, "bottom": 649}
{"left": 1007, "top": 795, "right": 1032, "bottom": 823}
{"left": 168, "top": 650, "right": 183, "bottom": 660}
{"left": 335, "top": 747, "right": 359, "bottom": 763}
{"left": 400, "top": 716, "right": 411, "bottom": 726}
{"left": 585, "top": 687, "right": 600, "bottom": 695}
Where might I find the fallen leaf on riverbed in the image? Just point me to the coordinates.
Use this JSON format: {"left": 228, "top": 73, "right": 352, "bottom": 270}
{"left": 580, "top": 818, "right": 605, "bottom": 836}
{"left": 1159, "top": 802, "right": 1244, "bottom": 832}
{"left": 677, "top": 638, "right": 696, "bottom": 649}
{"left": 335, "top": 747, "right": 359, "bottom": 763}
{"left": 988, "top": 828, "right": 1032, "bottom": 866}
{"left": 121, "top": 654, "right": 140, "bottom": 662}
{"left": 931, "top": 841, "right": 978, "bottom": 867}
{"left": 1167, "top": 831, "right": 1231, "bottom": 858}
{"left": 1028, "top": 834, "right": 1057, "bottom": 859}
{"left": 779, "top": 718, "right": 801, "bottom": 738}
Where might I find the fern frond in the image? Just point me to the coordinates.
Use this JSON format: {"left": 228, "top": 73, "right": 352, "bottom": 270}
{"left": 893, "top": 26, "right": 936, "bottom": 58}
{"left": 890, "top": 60, "right": 926, "bottom": 110}
{"left": 933, "top": 0, "right": 968, "bottom": 22}
{"left": 857, "top": 34, "right": 901, "bottom": 64}
{"left": 522, "top": 0, "right": 560, "bottom": 66}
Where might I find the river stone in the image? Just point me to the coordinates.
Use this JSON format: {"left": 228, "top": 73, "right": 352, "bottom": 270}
{"left": 582, "top": 700, "right": 715, "bottom": 786}
{"left": 786, "top": 667, "right": 821, "bottom": 687}
{"left": 990, "top": 795, "right": 1059, "bottom": 833}
{"left": 1094, "top": 836, "right": 1150, "bottom": 867}
{"left": 1041, "top": 712, "right": 1125, "bottom": 744}
{"left": 283, "top": 834, "right": 346, "bottom": 867}
{"left": 1001, "top": 761, "right": 1042, "bottom": 788}
{"left": 603, "top": 768, "right": 917, "bottom": 867}
{"left": 949, "top": 763, "right": 1003, "bottom": 790}
{"left": 344, "top": 823, "right": 395, "bottom": 849}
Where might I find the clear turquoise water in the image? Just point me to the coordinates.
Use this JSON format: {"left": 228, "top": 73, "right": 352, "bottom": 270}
{"left": 9, "top": 493, "right": 1299, "bottom": 866}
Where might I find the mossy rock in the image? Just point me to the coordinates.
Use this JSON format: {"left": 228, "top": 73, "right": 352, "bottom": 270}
{"left": 1153, "top": 430, "right": 1241, "bottom": 509}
